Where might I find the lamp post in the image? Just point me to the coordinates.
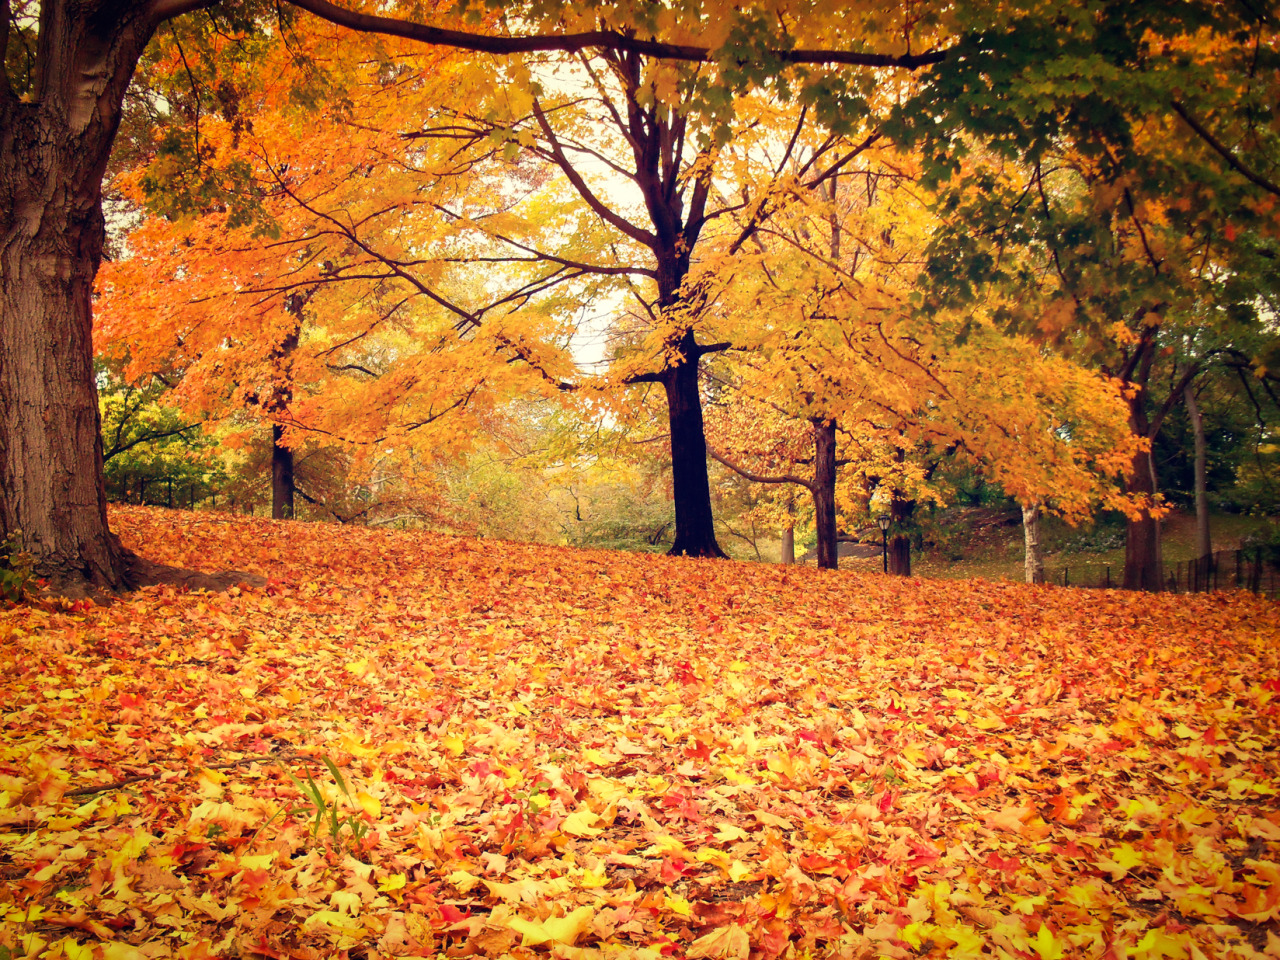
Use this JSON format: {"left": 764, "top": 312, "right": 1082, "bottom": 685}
{"left": 876, "top": 513, "right": 891, "bottom": 574}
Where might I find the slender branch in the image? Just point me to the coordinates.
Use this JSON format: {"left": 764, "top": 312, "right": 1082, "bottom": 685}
{"left": 531, "top": 98, "right": 658, "bottom": 249}
{"left": 1170, "top": 100, "right": 1280, "bottom": 198}
{"left": 707, "top": 445, "right": 813, "bottom": 491}
{"left": 103, "top": 421, "right": 204, "bottom": 461}
{"left": 148, "top": 0, "right": 218, "bottom": 23}
{"left": 1149, "top": 362, "right": 1205, "bottom": 438}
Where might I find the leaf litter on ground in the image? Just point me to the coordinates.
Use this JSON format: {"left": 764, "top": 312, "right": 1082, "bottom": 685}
{"left": 1, "top": 506, "right": 1278, "bottom": 959}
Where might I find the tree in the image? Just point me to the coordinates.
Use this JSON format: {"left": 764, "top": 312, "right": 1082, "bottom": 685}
{"left": 4, "top": 0, "right": 962, "bottom": 592}
{"left": 705, "top": 144, "right": 1140, "bottom": 573}
{"left": 893, "top": 0, "right": 1280, "bottom": 589}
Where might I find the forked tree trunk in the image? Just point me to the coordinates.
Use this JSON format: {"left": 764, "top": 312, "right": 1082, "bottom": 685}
{"left": 811, "top": 418, "right": 838, "bottom": 570}
{"left": 1022, "top": 501, "right": 1045, "bottom": 584}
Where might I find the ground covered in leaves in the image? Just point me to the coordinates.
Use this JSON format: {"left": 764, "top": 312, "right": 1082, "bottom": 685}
{"left": 2, "top": 507, "right": 1279, "bottom": 959}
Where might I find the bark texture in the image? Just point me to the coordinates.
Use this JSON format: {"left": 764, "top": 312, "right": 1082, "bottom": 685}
{"left": 1185, "top": 384, "right": 1211, "bottom": 562}
{"left": 662, "top": 342, "right": 724, "bottom": 557}
{"left": 1122, "top": 389, "right": 1161, "bottom": 591}
{"left": 780, "top": 526, "right": 795, "bottom": 564}
{"left": 0, "top": 0, "right": 259, "bottom": 596}
{"left": 271, "top": 425, "right": 295, "bottom": 520}
{"left": 811, "top": 418, "right": 838, "bottom": 570}
{"left": 0, "top": 2, "right": 156, "bottom": 593}
{"left": 1022, "top": 501, "right": 1045, "bottom": 584}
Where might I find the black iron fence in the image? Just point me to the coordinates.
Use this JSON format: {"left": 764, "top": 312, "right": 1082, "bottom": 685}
{"left": 1045, "top": 548, "right": 1279, "bottom": 598}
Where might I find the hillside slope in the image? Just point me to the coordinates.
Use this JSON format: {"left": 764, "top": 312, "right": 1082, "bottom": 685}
{"left": 1, "top": 507, "right": 1277, "bottom": 958}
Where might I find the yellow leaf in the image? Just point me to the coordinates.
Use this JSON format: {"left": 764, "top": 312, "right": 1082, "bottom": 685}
{"left": 665, "top": 891, "right": 694, "bottom": 917}
{"left": 561, "top": 808, "right": 604, "bottom": 837}
{"left": 378, "top": 873, "right": 406, "bottom": 892}
{"left": 329, "top": 889, "right": 361, "bottom": 915}
{"left": 687, "top": 925, "right": 751, "bottom": 959}
{"left": 714, "top": 823, "right": 750, "bottom": 843}
{"left": 506, "top": 905, "right": 594, "bottom": 946}
{"left": 356, "top": 791, "right": 381, "bottom": 819}
{"left": 1030, "top": 923, "right": 1065, "bottom": 960}
{"left": 728, "top": 860, "right": 756, "bottom": 883}
{"left": 196, "top": 768, "right": 226, "bottom": 797}
{"left": 441, "top": 735, "right": 465, "bottom": 757}
{"left": 1096, "top": 843, "right": 1143, "bottom": 881}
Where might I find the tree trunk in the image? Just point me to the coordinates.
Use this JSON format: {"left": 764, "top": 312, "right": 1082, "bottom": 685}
{"left": 1185, "top": 384, "right": 1211, "bottom": 562}
{"left": 271, "top": 424, "right": 295, "bottom": 520}
{"left": 1122, "top": 390, "right": 1161, "bottom": 591}
{"left": 662, "top": 337, "right": 724, "bottom": 558}
{"left": 888, "top": 536, "right": 911, "bottom": 576}
{"left": 887, "top": 494, "right": 914, "bottom": 576}
{"left": 0, "top": 1, "right": 261, "bottom": 596}
{"left": 1022, "top": 501, "right": 1045, "bottom": 584}
{"left": 0, "top": 8, "right": 158, "bottom": 593}
{"left": 811, "top": 418, "right": 838, "bottom": 570}
{"left": 780, "top": 526, "right": 795, "bottom": 564}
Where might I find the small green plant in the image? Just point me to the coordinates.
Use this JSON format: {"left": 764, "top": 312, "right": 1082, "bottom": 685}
{"left": 0, "top": 530, "right": 37, "bottom": 604}
{"left": 276, "top": 756, "right": 370, "bottom": 856}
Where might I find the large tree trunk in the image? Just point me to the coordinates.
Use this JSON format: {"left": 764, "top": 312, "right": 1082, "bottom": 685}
{"left": 1, "top": 1, "right": 259, "bottom": 596}
{"left": 888, "top": 536, "right": 912, "bottom": 576}
{"left": 0, "top": 6, "right": 157, "bottom": 593}
{"left": 662, "top": 334, "right": 724, "bottom": 558}
{"left": 1122, "top": 390, "right": 1161, "bottom": 591}
{"left": 271, "top": 424, "right": 295, "bottom": 520}
{"left": 811, "top": 418, "right": 838, "bottom": 570}
{"left": 1022, "top": 501, "right": 1045, "bottom": 584}
{"left": 1185, "top": 384, "right": 1211, "bottom": 562}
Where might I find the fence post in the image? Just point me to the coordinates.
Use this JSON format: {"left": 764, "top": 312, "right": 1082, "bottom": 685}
{"left": 1105, "top": 566, "right": 1111, "bottom": 589}
{"left": 1236, "top": 550, "right": 1242, "bottom": 590}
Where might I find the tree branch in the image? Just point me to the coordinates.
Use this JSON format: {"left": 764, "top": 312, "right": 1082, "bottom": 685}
{"left": 279, "top": 0, "right": 951, "bottom": 69}
{"left": 531, "top": 98, "right": 658, "bottom": 249}
{"left": 707, "top": 445, "right": 813, "bottom": 491}
{"left": 1170, "top": 100, "right": 1280, "bottom": 198}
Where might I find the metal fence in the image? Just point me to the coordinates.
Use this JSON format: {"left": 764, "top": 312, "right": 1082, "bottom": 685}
{"left": 1045, "top": 548, "right": 1279, "bottom": 598}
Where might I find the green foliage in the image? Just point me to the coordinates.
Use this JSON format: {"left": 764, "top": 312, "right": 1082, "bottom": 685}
{"left": 98, "top": 364, "right": 229, "bottom": 507}
{"left": 277, "top": 757, "right": 370, "bottom": 858}
{"left": 0, "top": 530, "right": 38, "bottom": 605}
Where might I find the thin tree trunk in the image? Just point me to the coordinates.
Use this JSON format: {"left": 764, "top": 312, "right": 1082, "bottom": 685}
{"left": 1022, "top": 501, "right": 1045, "bottom": 584}
{"left": 811, "top": 418, "right": 838, "bottom": 570}
{"left": 887, "top": 494, "right": 914, "bottom": 576}
{"left": 1185, "top": 384, "right": 1211, "bottom": 562}
{"left": 780, "top": 526, "right": 795, "bottom": 564}
{"left": 1122, "top": 390, "right": 1161, "bottom": 591}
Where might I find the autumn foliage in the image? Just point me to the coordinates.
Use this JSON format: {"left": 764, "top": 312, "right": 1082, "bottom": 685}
{"left": 2, "top": 508, "right": 1278, "bottom": 958}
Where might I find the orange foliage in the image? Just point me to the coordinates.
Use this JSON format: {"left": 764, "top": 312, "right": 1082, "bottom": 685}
{"left": 2, "top": 508, "right": 1278, "bottom": 957}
